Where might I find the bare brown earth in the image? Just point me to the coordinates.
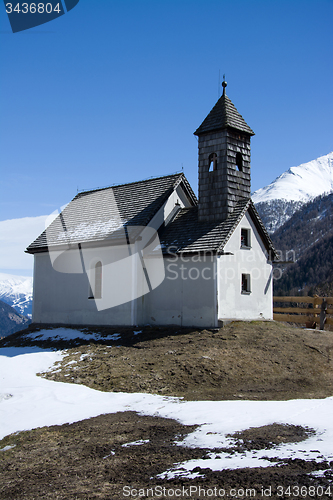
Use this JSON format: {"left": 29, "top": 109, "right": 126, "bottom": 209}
{"left": 1, "top": 321, "right": 333, "bottom": 499}
{"left": 30, "top": 320, "right": 333, "bottom": 401}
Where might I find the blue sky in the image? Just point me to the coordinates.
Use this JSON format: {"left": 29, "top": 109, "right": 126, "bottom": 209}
{"left": 0, "top": 0, "right": 332, "bottom": 223}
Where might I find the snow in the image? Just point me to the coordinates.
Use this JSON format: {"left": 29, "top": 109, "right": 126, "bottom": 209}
{"left": 1, "top": 343, "right": 333, "bottom": 475}
{"left": 0, "top": 272, "right": 33, "bottom": 316}
{"left": 122, "top": 439, "right": 150, "bottom": 447}
{"left": 0, "top": 445, "right": 16, "bottom": 452}
{"left": 25, "top": 327, "right": 122, "bottom": 342}
{"left": 54, "top": 219, "right": 127, "bottom": 244}
{"left": 252, "top": 152, "right": 333, "bottom": 204}
{"left": 0, "top": 273, "right": 33, "bottom": 296}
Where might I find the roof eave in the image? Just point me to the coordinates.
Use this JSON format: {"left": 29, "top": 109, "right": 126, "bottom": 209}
{"left": 194, "top": 124, "right": 255, "bottom": 137}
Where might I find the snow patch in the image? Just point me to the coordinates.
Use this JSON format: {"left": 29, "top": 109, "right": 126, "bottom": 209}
{"left": 122, "top": 439, "right": 150, "bottom": 447}
{"left": 25, "top": 328, "right": 122, "bottom": 343}
{"left": 0, "top": 445, "right": 16, "bottom": 452}
{"left": 1, "top": 346, "right": 333, "bottom": 473}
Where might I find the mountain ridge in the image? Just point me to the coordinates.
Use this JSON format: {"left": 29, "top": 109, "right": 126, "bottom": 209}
{"left": 0, "top": 273, "right": 33, "bottom": 318}
{"left": 253, "top": 152, "right": 333, "bottom": 232}
{"left": 0, "top": 299, "right": 31, "bottom": 337}
{"left": 271, "top": 192, "right": 333, "bottom": 296}
{"left": 253, "top": 152, "right": 333, "bottom": 204}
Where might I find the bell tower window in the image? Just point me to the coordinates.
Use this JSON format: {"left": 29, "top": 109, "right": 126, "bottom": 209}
{"left": 236, "top": 152, "right": 243, "bottom": 171}
{"left": 208, "top": 153, "right": 217, "bottom": 172}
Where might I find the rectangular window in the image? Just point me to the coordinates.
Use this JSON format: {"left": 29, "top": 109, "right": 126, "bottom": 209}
{"left": 241, "top": 228, "right": 251, "bottom": 248}
{"left": 241, "top": 273, "right": 251, "bottom": 294}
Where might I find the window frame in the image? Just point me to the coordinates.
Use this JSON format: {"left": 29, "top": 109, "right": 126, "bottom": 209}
{"left": 240, "top": 228, "right": 251, "bottom": 249}
{"left": 241, "top": 273, "right": 251, "bottom": 294}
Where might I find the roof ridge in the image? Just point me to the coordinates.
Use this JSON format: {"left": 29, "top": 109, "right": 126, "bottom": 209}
{"left": 76, "top": 172, "right": 184, "bottom": 198}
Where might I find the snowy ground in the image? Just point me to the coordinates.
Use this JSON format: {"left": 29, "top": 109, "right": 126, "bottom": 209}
{"left": 1, "top": 331, "right": 333, "bottom": 478}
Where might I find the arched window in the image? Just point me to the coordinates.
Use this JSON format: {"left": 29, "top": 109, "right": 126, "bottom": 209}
{"left": 94, "top": 261, "right": 102, "bottom": 299}
{"left": 236, "top": 152, "right": 243, "bottom": 171}
{"left": 208, "top": 152, "right": 217, "bottom": 172}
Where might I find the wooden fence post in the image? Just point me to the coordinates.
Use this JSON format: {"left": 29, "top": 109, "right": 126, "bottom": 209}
{"left": 314, "top": 295, "right": 320, "bottom": 321}
{"left": 320, "top": 299, "right": 327, "bottom": 330}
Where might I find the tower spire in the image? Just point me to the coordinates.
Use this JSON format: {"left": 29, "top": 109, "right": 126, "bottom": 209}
{"left": 222, "top": 75, "right": 227, "bottom": 96}
{"left": 194, "top": 85, "right": 254, "bottom": 222}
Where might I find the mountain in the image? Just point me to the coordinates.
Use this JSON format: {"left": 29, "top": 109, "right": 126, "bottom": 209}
{"left": 0, "top": 273, "right": 33, "bottom": 318}
{"left": 0, "top": 299, "right": 31, "bottom": 338}
{"left": 272, "top": 192, "right": 333, "bottom": 295}
{"left": 253, "top": 152, "right": 333, "bottom": 233}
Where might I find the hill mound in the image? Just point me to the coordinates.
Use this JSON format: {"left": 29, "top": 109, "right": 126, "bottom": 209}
{"left": 1, "top": 321, "right": 333, "bottom": 498}
{"left": 4, "top": 321, "right": 333, "bottom": 401}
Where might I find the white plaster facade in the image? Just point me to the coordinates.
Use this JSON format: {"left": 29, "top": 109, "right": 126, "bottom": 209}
{"left": 217, "top": 212, "right": 273, "bottom": 321}
{"left": 32, "top": 204, "right": 273, "bottom": 328}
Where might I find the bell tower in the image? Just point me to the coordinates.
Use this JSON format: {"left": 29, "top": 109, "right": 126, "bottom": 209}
{"left": 194, "top": 81, "right": 255, "bottom": 222}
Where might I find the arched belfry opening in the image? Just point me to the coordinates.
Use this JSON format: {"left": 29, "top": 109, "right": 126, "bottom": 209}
{"left": 194, "top": 80, "right": 254, "bottom": 222}
{"left": 236, "top": 152, "right": 243, "bottom": 171}
{"left": 208, "top": 152, "right": 217, "bottom": 172}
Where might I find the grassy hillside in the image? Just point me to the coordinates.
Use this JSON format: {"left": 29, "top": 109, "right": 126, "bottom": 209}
{"left": 3, "top": 321, "right": 333, "bottom": 401}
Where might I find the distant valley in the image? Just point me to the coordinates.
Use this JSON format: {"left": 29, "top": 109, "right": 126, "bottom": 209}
{"left": 0, "top": 273, "right": 32, "bottom": 337}
{"left": 0, "top": 299, "right": 31, "bottom": 338}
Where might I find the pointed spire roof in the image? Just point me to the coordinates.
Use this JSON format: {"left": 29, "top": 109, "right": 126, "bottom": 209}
{"left": 194, "top": 83, "right": 254, "bottom": 136}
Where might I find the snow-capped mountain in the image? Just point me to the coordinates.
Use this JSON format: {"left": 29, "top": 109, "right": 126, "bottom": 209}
{"left": 253, "top": 152, "right": 333, "bottom": 232}
{"left": 0, "top": 299, "right": 31, "bottom": 337}
{"left": 253, "top": 152, "right": 333, "bottom": 204}
{"left": 0, "top": 273, "right": 33, "bottom": 318}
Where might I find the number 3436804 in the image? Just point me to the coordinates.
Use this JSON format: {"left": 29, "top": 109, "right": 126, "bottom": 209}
{"left": 5, "top": 3, "right": 62, "bottom": 14}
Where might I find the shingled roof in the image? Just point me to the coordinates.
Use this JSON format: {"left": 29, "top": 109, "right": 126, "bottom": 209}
{"left": 194, "top": 92, "right": 255, "bottom": 136}
{"left": 159, "top": 198, "right": 277, "bottom": 258}
{"left": 26, "top": 173, "right": 197, "bottom": 253}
